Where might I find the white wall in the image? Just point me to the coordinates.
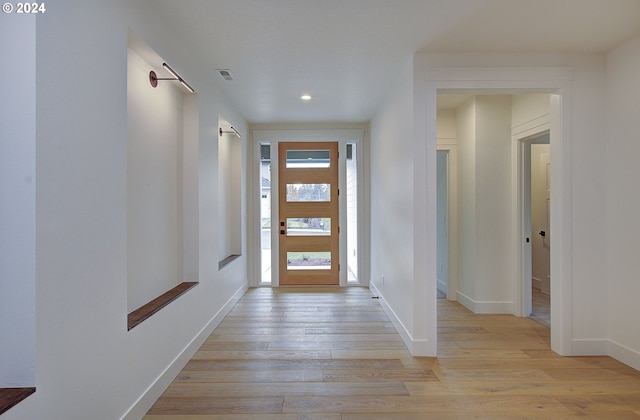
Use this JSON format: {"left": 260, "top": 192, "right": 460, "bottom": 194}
{"left": 370, "top": 58, "right": 419, "bottom": 346}
{"left": 3, "top": 1, "right": 248, "bottom": 418}
{"left": 421, "top": 53, "right": 609, "bottom": 357}
{"left": 370, "top": 52, "right": 610, "bottom": 357}
{"left": 456, "top": 98, "right": 477, "bottom": 303}
{"left": 127, "top": 47, "right": 185, "bottom": 312}
{"left": 606, "top": 34, "right": 640, "bottom": 370}
{"left": 455, "top": 96, "right": 513, "bottom": 311}
{"left": 0, "top": 13, "right": 36, "bottom": 388}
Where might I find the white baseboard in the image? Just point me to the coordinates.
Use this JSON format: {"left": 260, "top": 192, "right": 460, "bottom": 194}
{"left": 369, "top": 283, "right": 433, "bottom": 356}
{"left": 122, "top": 283, "right": 248, "bottom": 420}
{"left": 570, "top": 338, "right": 609, "bottom": 356}
{"left": 437, "top": 278, "right": 448, "bottom": 294}
{"left": 608, "top": 339, "right": 640, "bottom": 372}
{"left": 456, "top": 291, "right": 513, "bottom": 314}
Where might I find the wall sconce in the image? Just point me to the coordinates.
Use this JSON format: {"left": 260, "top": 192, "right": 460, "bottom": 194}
{"left": 219, "top": 126, "right": 241, "bottom": 138}
{"left": 149, "top": 63, "right": 195, "bottom": 93}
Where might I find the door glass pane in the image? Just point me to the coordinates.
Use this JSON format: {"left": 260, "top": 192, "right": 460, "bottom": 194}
{"left": 287, "top": 252, "right": 331, "bottom": 270}
{"left": 286, "top": 218, "right": 330, "bottom": 236}
{"left": 260, "top": 143, "right": 272, "bottom": 284}
{"left": 286, "top": 184, "right": 330, "bottom": 202}
{"left": 346, "top": 143, "right": 358, "bottom": 283}
{"left": 286, "top": 150, "right": 330, "bottom": 168}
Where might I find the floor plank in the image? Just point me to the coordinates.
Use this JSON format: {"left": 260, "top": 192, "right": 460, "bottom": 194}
{"left": 145, "top": 287, "right": 640, "bottom": 418}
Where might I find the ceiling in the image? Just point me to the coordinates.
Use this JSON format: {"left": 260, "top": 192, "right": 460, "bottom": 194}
{"left": 151, "top": 0, "right": 640, "bottom": 123}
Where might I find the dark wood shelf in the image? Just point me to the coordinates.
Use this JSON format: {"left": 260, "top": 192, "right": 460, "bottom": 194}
{"left": 218, "top": 254, "right": 241, "bottom": 270}
{"left": 0, "top": 388, "right": 35, "bottom": 415}
{"left": 128, "top": 282, "right": 198, "bottom": 330}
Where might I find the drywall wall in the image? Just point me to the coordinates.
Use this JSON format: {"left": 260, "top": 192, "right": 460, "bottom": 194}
{"left": 0, "top": 13, "right": 36, "bottom": 388}
{"left": 3, "top": 1, "right": 248, "bottom": 418}
{"left": 414, "top": 52, "right": 608, "bottom": 356}
{"left": 455, "top": 96, "right": 513, "bottom": 311}
{"left": 606, "top": 34, "right": 640, "bottom": 370}
{"left": 127, "top": 47, "right": 185, "bottom": 312}
{"left": 455, "top": 98, "right": 477, "bottom": 303}
{"left": 370, "top": 58, "right": 418, "bottom": 346}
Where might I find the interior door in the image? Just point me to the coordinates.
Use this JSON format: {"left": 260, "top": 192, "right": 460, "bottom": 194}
{"left": 540, "top": 150, "right": 550, "bottom": 294}
{"left": 532, "top": 144, "right": 551, "bottom": 294}
{"left": 278, "top": 142, "right": 339, "bottom": 285}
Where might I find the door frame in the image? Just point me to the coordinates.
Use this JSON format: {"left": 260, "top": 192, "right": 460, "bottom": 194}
{"left": 436, "top": 144, "right": 458, "bottom": 301}
{"left": 250, "top": 129, "right": 366, "bottom": 288}
{"left": 516, "top": 129, "right": 551, "bottom": 319}
{"left": 424, "top": 66, "right": 574, "bottom": 356}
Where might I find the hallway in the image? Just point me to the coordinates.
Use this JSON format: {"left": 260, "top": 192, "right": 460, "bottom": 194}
{"left": 145, "top": 287, "right": 640, "bottom": 418}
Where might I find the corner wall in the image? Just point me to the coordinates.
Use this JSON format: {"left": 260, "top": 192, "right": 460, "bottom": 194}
{"left": 455, "top": 96, "right": 513, "bottom": 312}
{"left": 606, "top": 34, "right": 640, "bottom": 370}
{"left": 370, "top": 58, "right": 426, "bottom": 352}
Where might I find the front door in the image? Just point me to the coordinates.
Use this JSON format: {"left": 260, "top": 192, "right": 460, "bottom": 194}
{"left": 278, "top": 142, "right": 339, "bottom": 285}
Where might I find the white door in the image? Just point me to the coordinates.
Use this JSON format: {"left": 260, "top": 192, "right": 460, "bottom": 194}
{"left": 531, "top": 144, "right": 550, "bottom": 295}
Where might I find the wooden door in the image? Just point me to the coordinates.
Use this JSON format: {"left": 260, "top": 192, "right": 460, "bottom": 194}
{"left": 278, "top": 142, "right": 339, "bottom": 285}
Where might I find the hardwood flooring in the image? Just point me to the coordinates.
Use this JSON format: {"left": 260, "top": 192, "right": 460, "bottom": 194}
{"left": 145, "top": 287, "right": 640, "bottom": 419}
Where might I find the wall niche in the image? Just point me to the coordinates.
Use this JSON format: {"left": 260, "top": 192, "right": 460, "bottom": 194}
{"left": 126, "top": 30, "right": 199, "bottom": 329}
{"left": 218, "top": 120, "right": 242, "bottom": 269}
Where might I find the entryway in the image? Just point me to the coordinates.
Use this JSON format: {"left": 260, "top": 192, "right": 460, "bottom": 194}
{"left": 278, "top": 142, "right": 339, "bottom": 285}
{"left": 252, "top": 129, "right": 365, "bottom": 288}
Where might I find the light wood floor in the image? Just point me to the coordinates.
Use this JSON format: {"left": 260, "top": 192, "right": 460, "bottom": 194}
{"left": 145, "top": 287, "right": 640, "bottom": 419}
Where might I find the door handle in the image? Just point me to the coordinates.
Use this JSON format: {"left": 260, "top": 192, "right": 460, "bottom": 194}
{"left": 539, "top": 230, "right": 546, "bottom": 237}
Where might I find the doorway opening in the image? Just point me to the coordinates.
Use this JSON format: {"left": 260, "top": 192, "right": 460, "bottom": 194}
{"left": 522, "top": 131, "right": 551, "bottom": 327}
{"left": 436, "top": 147, "right": 458, "bottom": 301}
{"left": 436, "top": 150, "right": 448, "bottom": 299}
{"left": 435, "top": 91, "right": 557, "bottom": 343}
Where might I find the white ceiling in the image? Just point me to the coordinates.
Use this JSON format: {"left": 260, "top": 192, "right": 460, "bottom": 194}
{"left": 151, "top": 0, "right": 640, "bottom": 123}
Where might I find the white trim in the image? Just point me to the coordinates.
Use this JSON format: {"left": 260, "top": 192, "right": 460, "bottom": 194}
{"left": 456, "top": 291, "right": 514, "bottom": 314}
{"left": 608, "top": 339, "right": 640, "bottom": 372}
{"left": 370, "top": 283, "right": 430, "bottom": 356}
{"left": 512, "top": 113, "right": 551, "bottom": 137}
{"left": 423, "top": 66, "right": 574, "bottom": 357}
{"left": 122, "top": 284, "right": 248, "bottom": 420}
{"left": 437, "top": 279, "right": 448, "bottom": 295}
{"left": 570, "top": 338, "right": 609, "bottom": 356}
{"left": 426, "top": 67, "right": 573, "bottom": 84}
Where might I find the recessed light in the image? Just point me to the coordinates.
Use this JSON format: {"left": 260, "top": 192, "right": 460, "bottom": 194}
{"left": 301, "top": 94, "right": 312, "bottom": 101}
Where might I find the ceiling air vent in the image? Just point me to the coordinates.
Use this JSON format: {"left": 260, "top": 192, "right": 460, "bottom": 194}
{"left": 217, "top": 69, "right": 234, "bottom": 81}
